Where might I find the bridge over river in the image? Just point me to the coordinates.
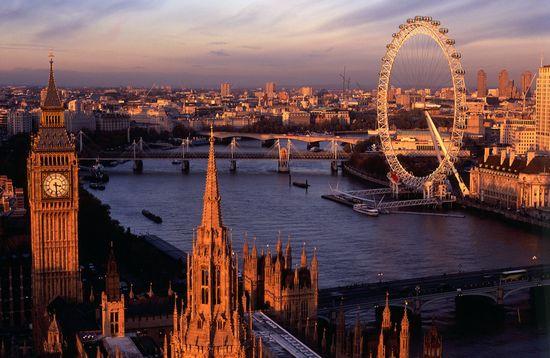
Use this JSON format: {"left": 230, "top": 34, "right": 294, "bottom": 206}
{"left": 318, "top": 264, "right": 550, "bottom": 323}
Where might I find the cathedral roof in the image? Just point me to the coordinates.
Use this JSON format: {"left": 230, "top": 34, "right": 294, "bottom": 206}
{"left": 42, "top": 58, "right": 63, "bottom": 110}
{"left": 200, "top": 126, "right": 223, "bottom": 229}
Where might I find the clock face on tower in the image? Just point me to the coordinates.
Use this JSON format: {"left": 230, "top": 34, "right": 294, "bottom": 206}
{"left": 43, "top": 172, "right": 70, "bottom": 198}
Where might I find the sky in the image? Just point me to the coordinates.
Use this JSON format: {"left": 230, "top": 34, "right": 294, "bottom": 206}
{"left": 0, "top": 0, "right": 548, "bottom": 89}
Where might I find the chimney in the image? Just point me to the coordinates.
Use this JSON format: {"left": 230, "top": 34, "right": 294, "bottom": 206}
{"left": 483, "top": 147, "right": 491, "bottom": 162}
{"left": 509, "top": 150, "right": 516, "bottom": 167}
{"left": 527, "top": 151, "right": 536, "bottom": 165}
{"left": 500, "top": 149, "right": 507, "bottom": 165}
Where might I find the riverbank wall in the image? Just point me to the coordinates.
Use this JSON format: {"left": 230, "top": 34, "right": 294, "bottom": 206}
{"left": 457, "top": 198, "right": 550, "bottom": 231}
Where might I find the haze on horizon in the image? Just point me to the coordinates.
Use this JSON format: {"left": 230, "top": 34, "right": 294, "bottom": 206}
{"left": 1, "top": 0, "right": 548, "bottom": 89}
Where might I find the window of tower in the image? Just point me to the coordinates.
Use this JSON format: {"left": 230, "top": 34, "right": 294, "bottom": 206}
{"left": 215, "top": 268, "right": 221, "bottom": 304}
{"left": 301, "top": 300, "right": 308, "bottom": 321}
{"left": 201, "top": 269, "right": 209, "bottom": 304}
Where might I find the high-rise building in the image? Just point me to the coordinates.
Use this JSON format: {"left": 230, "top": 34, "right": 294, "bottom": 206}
{"left": 27, "top": 58, "right": 82, "bottom": 352}
{"left": 477, "top": 69, "right": 487, "bottom": 97}
{"left": 220, "top": 82, "right": 231, "bottom": 97}
{"left": 498, "top": 69, "right": 509, "bottom": 98}
{"left": 265, "top": 82, "right": 276, "bottom": 98}
{"left": 170, "top": 127, "right": 247, "bottom": 357}
{"left": 536, "top": 65, "right": 550, "bottom": 151}
{"left": 521, "top": 70, "right": 534, "bottom": 97}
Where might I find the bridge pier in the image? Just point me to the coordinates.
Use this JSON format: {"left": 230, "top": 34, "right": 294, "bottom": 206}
{"left": 277, "top": 140, "right": 290, "bottom": 174}
{"left": 278, "top": 159, "right": 289, "bottom": 173}
{"left": 331, "top": 160, "right": 339, "bottom": 174}
{"left": 181, "top": 160, "right": 190, "bottom": 174}
{"left": 230, "top": 159, "right": 237, "bottom": 172}
{"left": 497, "top": 285, "right": 504, "bottom": 305}
{"left": 133, "top": 160, "right": 143, "bottom": 174}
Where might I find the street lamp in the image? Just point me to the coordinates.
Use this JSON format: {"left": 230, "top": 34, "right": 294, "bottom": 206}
{"left": 378, "top": 272, "right": 384, "bottom": 283}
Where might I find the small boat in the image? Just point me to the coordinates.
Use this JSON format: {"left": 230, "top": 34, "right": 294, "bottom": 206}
{"left": 172, "top": 160, "right": 182, "bottom": 165}
{"left": 142, "top": 209, "right": 162, "bottom": 223}
{"left": 89, "top": 182, "right": 106, "bottom": 191}
{"left": 91, "top": 162, "right": 109, "bottom": 182}
{"left": 292, "top": 180, "right": 310, "bottom": 189}
{"left": 353, "top": 204, "right": 379, "bottom": 217}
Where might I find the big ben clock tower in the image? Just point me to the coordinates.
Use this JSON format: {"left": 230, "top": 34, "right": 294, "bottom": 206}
{"left": 27, "top": 56, "right": 82, "bottom": 351}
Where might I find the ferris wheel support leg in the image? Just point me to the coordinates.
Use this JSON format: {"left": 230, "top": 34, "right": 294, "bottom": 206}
{"left": 424, "top": 111, "right": 470, "bottom": 197}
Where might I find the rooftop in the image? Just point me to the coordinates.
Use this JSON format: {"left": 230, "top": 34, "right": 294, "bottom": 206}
{"left": 252, "top": 311, "right": 320, "bottom": 358}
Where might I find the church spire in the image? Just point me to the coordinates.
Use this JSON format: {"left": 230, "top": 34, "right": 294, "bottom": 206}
{"left": 200, "top": 125, "right": 223, "bottom": 229}
{"left": 105, "top": 242, "right": 120, "bottom": 301}
{"left": 42, "top": 53, "right": 63, "bottom": 110}
{"left": 382, "top": 291, "right": 391, "bottom": 330}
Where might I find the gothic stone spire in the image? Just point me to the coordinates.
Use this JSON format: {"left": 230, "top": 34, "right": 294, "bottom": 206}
{"left": 42, "top": 55, "right": 63, "bottom": 110}
{"left": 200, "top": 125, "right": 223, "bottom": 230}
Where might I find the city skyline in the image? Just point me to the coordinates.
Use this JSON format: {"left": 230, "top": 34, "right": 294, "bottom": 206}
{"left": 1, "top": 0, "right": 548, "bottom": 88}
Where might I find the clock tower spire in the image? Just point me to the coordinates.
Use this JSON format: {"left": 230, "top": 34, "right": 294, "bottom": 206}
{"left": 27, "top": 55, "right": 82, "bottom": 353}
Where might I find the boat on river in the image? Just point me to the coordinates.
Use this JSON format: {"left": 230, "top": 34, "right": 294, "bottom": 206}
{"left": 142, "top": 209, "right": 162, "bottom": 223}
{"left": 353, "top": 204, "right": 379, "bottom": 217}
{"left": 292, "top": 180, "right": 310, "bottom": 189}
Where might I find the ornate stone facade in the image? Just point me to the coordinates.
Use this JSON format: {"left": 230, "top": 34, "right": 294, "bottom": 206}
{"left": 469, "top": 148, "right": 550, "bottom": 209}
{"left": 27, "top": 58, "right": 82, "bottom": 352}
{"left": 242, "top": 237, "right": 318, "bottom": 329}
{"left": 170, "top": 128, "right": 248, "bottom": 357}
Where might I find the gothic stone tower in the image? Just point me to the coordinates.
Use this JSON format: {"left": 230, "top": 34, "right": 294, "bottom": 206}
{"left": 170, "top": 128, "right": 246, "bottom": 357}
{"left": 27, "top": 57, "right": 82, "bottom": 350}
{"left": 101, "top": 243, "right": 125, "bottom": 338}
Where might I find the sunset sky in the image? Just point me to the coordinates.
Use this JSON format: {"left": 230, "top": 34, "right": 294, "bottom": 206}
{"left": 1, "top": 0, "right": 548, "bottom": 88}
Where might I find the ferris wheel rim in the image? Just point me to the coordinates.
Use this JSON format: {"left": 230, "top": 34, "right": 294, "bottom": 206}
{"left": 376, "top": 17, "right": 467, "bottom": 190}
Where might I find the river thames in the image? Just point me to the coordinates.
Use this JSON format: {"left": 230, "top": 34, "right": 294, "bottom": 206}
{"left": 90, "top": 142, "right": 550, "bottom": 289}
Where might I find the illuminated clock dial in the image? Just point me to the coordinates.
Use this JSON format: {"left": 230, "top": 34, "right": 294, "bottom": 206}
{"left": 43, "top": 173, "right": 70, "bottom": 198}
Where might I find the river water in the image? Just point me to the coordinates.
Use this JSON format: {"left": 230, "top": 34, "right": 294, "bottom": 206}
{"left": 90, "top": 141, "right": 550, "bottom": 289}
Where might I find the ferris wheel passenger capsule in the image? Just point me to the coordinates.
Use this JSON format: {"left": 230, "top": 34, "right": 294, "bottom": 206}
{"left": 432, "top": 20, "right": 441, "bottom": 26}
{"left": 454, "top": 69, "right": 465, "bottom": 75}
{"left": 440, "top": 28, "right": 449, "bottom": 34}
{"left": 451, "top": 52, "right": 461, "bottom": 59}
{"left": 446, "top": 39, "right": 455, "bottom": 45}
{"left": 414, "top": 16, "right": 423, "bottom": 21}
{"left": 407, "top": 18, "right": 414, "bottom": 23}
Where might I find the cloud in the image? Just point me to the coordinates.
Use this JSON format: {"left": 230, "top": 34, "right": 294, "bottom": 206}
{"left": 209, "top": 49, "right": 230, "bottom": 57}
{"left": 208, "top": 41, "right": 228, "bottom": 45}
{"left": 240, "top": 45, "right": 262, "bottom": 50}
{"left": 0, "top": 0, "right": 164, "bottom": 41}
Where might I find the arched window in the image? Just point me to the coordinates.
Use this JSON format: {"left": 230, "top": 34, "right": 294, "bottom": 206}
{"left": 201, "top": 269, "right": 209, "bottom": 304}
{"left": 215, "top": 268, "right": 221, "bottom": 304}
{"left": 301, "top": 300, "right": 308, "bottom": 321}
